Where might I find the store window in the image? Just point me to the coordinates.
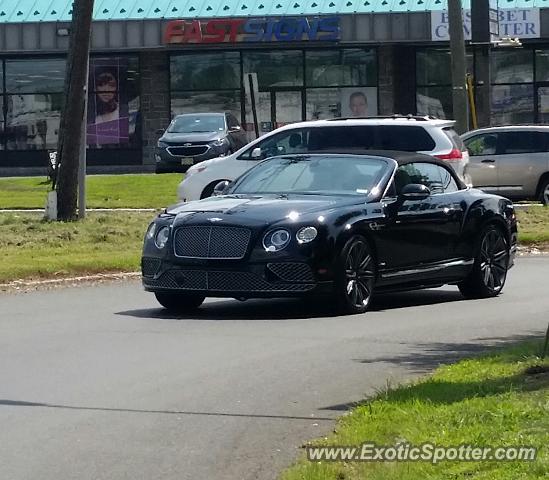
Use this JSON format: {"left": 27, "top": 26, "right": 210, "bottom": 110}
{"left": 305, "top": 48, "right": 377, "bottom": 119}
{"left": 171, "top": 90, "right": 241, "bottom": 118}
{"left": 5, "top": 58, "right": 66, "bottom": 93}
{"left": 171, "top": 52, "right": 240, "bottom": 91}
{"left": 306, "top": 49, "right": 376, "bottom": 87}
{"left": 490, "top": 50, "right": 534, "bottom": 124}
{"left": 243, "top": 51, "right": 303, "bottom": 88}
{"left": 87, "top": 56, "right": 140, "bottom": 148}
{"left": 491, "top": 50, "right": 533, "bottom": 84}
{"left": 170, "top": 52, "right": 242, "bottom": 125}
{"left": 535, "top": 49, "right": 549, "bottom": 81}
{"left": 1, "top": 56, "right": 140, "bottom": 151}
{"left": 4, "top": 58, "right": 66, "bottom": 150}
{"left": 415, "top": 49, "right": 473, "bottom": 120}
{"left": 491, "top": 84, "right": 533, "bottom": 124}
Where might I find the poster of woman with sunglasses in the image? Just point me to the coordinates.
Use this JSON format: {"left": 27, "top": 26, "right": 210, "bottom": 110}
{"left": 87, "top": 58, "right": 129, "bottom": 145}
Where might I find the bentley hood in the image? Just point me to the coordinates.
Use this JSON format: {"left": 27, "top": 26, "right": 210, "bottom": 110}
{"left": 166, "top": 194, "right": 361, "bottom": 225}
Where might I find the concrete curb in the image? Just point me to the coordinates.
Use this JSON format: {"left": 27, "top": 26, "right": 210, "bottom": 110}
{"left": 0, "top": 272, "right": 141, "bottom": 292}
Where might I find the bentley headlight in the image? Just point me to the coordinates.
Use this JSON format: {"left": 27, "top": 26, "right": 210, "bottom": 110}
{"left": 155, "top": 226, "right": 170, "bottom": 249}
{"left": 146, "top": 222, "right": 157, "bottom": 240}
{"left": 297, "top": 226, "right": 318, "bottom": 244}
{"left": 263, "top": 229, "right": 291, "bottom": 252}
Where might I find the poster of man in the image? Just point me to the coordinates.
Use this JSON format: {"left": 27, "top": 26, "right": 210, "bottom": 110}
{"left": 87, "top": 58, "right": 129, "bottom": 145}
{"left": 340, "top": 88, "right": 378, "bottom": 117}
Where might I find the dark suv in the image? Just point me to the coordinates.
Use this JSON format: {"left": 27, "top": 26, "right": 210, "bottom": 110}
{"left": 155, "top": 112, "right": 248, "bottom": 173}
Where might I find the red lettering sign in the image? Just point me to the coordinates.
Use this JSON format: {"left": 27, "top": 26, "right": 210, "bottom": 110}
{"left": 164, "top": 17, "right": 340, "bottom": 44}
{"left": 165, "top": 19, "right": 245, "bottom": 44}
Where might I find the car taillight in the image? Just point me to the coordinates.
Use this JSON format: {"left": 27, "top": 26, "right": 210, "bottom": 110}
{"left": 435, "top": 149, "right": 463, "bottom": 162}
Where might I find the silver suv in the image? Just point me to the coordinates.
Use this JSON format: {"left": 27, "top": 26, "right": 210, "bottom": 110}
{"left": 462, "top": 126, "right": 549, "bottom": 204}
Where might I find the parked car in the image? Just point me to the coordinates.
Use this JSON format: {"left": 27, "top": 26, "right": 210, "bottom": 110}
{"left": 177, "top": 116, "right": 469, "bottom": 201}
{"left": 143, "top": 151, "right": 517, "bottom": 314}
{"left": 462, "top": 126, "right": 549, "bottom": 204}
{"left": 155, "top": 112, "right": 248, "bottom": 173}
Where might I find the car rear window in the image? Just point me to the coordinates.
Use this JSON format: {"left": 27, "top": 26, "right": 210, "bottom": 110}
{"left": 308, "top": 126, "right": 436, "bottom": 152}
{"left": 443, "top": 127, "right": 467, "bottom": 151}
{"left": 498, "top": 131, "right": 546, "bottom": 154}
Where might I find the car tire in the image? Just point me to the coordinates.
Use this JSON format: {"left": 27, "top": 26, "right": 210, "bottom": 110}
{"left": 201, "top": 180, "right": 229, "bottom": 199}
{"left": 539, "top": 177, "right": 549, "bottom": 205}
{"left": 154, "top": 292, "right": 205, "bottom": 312}
{"left": 334, "top": 235, "right": 376, "bottom": 315}
{"left": 458, "top": 224, "right": 510, "bottom": 299}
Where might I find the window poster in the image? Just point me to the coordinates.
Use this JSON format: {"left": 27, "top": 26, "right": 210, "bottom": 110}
{"left": 87, "top": 57, "right": 129, "bottom": 145}
{"left": 340, "top": 88, "right": 378, "bottom": 118}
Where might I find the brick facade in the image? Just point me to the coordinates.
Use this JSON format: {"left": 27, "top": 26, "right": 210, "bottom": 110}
{"left": 139, "top": 51, "right": 171, "bottom": 168}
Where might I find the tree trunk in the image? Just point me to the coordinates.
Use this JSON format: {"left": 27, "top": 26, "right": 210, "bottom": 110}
{"left": 56, "top": 0, "right": 95, "bottom": 221}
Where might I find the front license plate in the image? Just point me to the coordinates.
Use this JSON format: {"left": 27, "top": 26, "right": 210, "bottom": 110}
{"left": 181, "top": 157, "right": 194, "bottom": 165}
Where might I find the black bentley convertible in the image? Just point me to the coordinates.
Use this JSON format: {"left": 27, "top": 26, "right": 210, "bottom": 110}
{"left": 142, "top": 151, "right": 517, "bottom": 314}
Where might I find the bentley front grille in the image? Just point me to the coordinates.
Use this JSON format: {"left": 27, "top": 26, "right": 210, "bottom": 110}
{"left": 267, "top": 263, "right": 315, "bottom": 283}
{"left": 174, "top": 226, "right": 251, "bottom": 259}
{"left": 146, "top": 269, "right": 314, "bottom": 293}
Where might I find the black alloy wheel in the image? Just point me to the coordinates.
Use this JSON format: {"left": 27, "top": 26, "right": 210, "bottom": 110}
{"left": 459, "top": 225, "right": 510, "bottom": 299}
{"left": 154, "top": 292, "right": 205, "bottom": 312}
{"left": 336, "top": 236, "right": 376, "bottom": 314}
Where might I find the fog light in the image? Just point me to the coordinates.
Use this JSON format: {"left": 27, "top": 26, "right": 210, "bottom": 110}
{"left": 297, "top": 226, "right": 318, "bottom": 244}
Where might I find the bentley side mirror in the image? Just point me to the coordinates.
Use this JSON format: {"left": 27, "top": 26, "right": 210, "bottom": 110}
{"left": 399, "top": 184, "right": 431, "bottom": 202}
{"left": 213, "top": 180, "right": 231, "bottom": 196}
{"left": 155, "top": 129, "right": 165, "bottom": 135}
{"left": 251, "top": 147, "right": 263, "bottom": 159}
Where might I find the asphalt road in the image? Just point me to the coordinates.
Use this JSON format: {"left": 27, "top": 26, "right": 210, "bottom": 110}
{"left": 1, "top": 257, "right": 547, "bottom": 480}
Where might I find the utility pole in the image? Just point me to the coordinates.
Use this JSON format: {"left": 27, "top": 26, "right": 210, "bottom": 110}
{"left": 56, "top": 0, "right": 95, "bottom": 221}
{"left": 78, "top": 56, "right": 89, "bottom": 220}
{"left": 447, "top": 0, "right": 469, "bottom": 133}
{"left": 471, "top": 0, "right": 500, "bottom": 127}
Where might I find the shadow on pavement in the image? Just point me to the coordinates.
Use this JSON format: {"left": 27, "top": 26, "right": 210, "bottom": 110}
{"left": 352, "top": 333, "right": 545, "bottom": 374}
{"left": 116, "top": 288, "right": 466, "bottom": 321}
{"left": 319, "top": 334, "right": 546, "bottom": 411}
{"left": 0, "top": 399, "right": 335, "bottom": 422}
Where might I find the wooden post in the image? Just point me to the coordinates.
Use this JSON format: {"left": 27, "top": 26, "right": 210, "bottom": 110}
{"left": 56, "top": 0, "right": 95, "bottom": 221}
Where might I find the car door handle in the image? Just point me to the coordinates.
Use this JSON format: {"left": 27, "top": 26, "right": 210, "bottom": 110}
{"left": 481, "top": 159, "right": 495, "bottom": 164}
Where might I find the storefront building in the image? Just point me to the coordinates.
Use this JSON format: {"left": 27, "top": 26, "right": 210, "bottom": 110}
{"left": 1, "top": 0, "right": 549, "bottom": 173}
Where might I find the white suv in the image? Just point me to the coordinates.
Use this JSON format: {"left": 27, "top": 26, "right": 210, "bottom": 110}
{"left": 177, "top": 116, "right": 469, "bottom": 202}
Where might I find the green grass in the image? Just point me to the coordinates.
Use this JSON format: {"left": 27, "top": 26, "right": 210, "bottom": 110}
{"left": 282, "top": 342, "right": 549, "bottom": 480}
{"left": 0, "top": 212, "right": 154, "bottom": 282}
{"left": 516, "top": 207, "right": 549, "bottom": 246}
{"left": 0, "top": 174, "right": 182, "bottom": 209}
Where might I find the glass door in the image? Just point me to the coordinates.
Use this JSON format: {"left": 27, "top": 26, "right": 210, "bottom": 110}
{"left": 274, "top": 91, "right": 303, "bottom": 129}
{"left": 536, "top": 85, "right": 549, "bottom": 123}
{"left": 245, "top": 90, "right": 303, "bottom": 136}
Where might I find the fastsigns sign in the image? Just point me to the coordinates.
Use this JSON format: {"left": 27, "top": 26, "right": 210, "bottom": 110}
{"left": 164, "top": 17, "right": 340, "bottom": 44}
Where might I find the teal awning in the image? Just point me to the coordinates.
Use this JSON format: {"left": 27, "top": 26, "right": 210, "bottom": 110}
{"left": 0, "top": 0, "right": 548, "bottom": 23}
